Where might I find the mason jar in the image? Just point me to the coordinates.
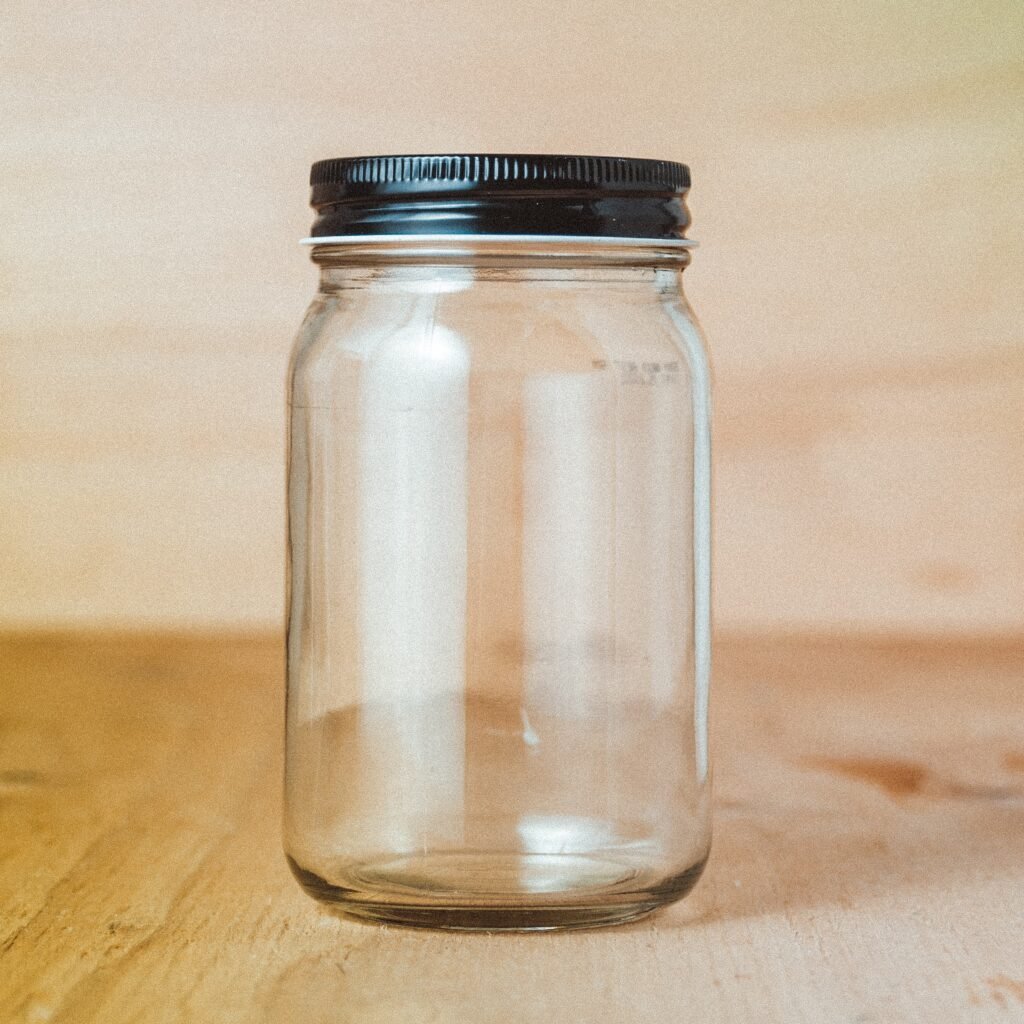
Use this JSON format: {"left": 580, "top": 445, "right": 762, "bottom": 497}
{"left": 284, "top": 153, "right": 711, "bottom": 930}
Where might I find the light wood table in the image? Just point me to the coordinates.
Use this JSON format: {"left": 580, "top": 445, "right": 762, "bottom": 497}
{"left": 1, "top": 634, "right": 1022, "bottom": 1022}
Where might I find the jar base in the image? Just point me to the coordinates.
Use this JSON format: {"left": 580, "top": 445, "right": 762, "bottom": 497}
{"left": 286, "top": 851, "right": 707, "bottom": 932}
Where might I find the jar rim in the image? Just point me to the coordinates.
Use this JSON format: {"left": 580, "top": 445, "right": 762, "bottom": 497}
{"left": 300, "top": 233, "right": 698, "bottom": 249}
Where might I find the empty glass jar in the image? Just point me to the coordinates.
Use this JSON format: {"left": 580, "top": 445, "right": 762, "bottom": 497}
{"left": 284, "top": 154, "right": 711, "bottom": 930}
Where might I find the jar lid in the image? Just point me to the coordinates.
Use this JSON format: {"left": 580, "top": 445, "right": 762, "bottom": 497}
{"left": 307, "top": 153, "right": 691, "bottom": 243}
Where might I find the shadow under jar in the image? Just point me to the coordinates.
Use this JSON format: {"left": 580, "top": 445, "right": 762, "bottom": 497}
{"left": 284, "top": 154, "right": 712, "bottom": 931}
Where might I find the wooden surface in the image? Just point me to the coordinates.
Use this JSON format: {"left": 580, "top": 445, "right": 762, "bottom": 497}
{"left": 2, "top": 634, "right": 1023, "bottom": 1022}
{"left": 3, "top": 0, "right": 1023, "bottom": 635}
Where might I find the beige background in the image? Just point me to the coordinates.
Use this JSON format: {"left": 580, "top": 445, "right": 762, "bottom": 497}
{"left": 2, "top": 0, "right": 1021, "bottom": 635}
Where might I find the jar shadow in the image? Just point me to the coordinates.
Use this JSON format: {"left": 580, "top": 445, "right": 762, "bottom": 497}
{"left": 653, "top": 773, "right": 1024, "bottom": 929}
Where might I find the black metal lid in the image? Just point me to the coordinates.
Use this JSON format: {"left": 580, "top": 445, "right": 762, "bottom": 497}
{"left": 307, "top": 154, "right": 691, "bottom": 242}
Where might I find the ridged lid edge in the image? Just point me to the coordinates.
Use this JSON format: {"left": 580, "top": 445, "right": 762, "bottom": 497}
{"left": 310, "top": 154, "right": 690, "bottom": 192}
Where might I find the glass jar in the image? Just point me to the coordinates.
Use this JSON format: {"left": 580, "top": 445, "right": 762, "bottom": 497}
{"left": 284, "top": 154, "right": 711, "bottom": 931}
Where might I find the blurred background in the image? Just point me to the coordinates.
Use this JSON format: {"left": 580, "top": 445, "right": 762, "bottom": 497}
{"left": 2, "top": 0, "right": 1021, "bottom": 638}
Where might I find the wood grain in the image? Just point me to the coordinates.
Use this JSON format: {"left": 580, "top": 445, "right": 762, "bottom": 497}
{"left": 1, "top": 633, "right": 1023, "bottom": 1022}
{"left": 2, "top": 0, "right": 1023, "bottom": 633}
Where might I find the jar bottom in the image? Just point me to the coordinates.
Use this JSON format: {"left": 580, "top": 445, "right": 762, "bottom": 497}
{"left": 286, "top": 851, "right": 708, "bottom": 932}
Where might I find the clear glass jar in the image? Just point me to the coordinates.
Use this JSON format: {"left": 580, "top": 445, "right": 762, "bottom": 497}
{"left": 284, "top": 155, "right": 711, "bottom": 930}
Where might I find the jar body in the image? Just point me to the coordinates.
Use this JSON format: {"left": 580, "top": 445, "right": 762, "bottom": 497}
{"left": 284, "top": 243, "right": 711, "bottom": 930}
